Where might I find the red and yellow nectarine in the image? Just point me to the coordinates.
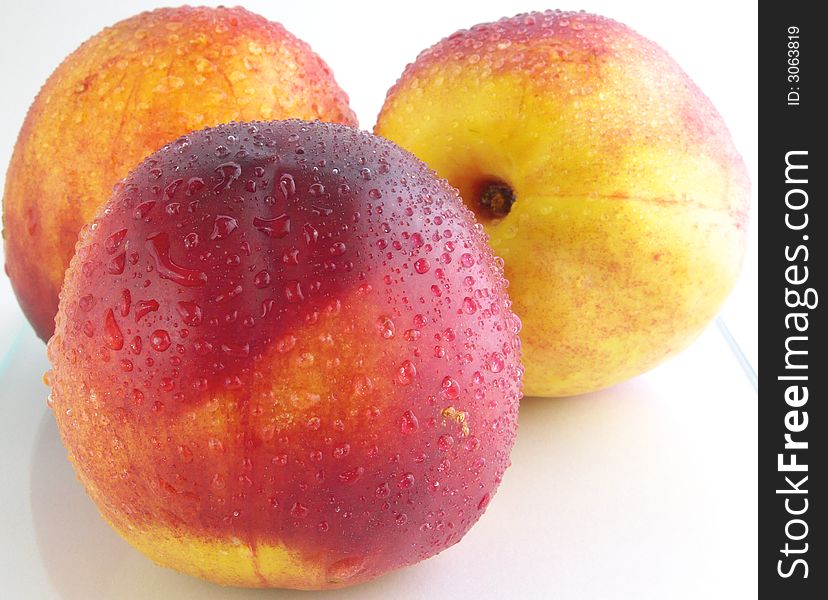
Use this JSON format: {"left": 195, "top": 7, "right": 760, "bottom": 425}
{"left": 376, "top": 10, "right": 750, "bottom": 396}
{"left": 47, "top": 121, "right": 522, "bottom": 588}
{"left": 4, "top": 6, "right": 355, "bottom": 341}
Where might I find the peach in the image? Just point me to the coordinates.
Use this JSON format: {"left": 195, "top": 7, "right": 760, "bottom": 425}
{"left": 4, "top": 6, "right": 355, "bottom": 341}
{"left": 376, "top": 11, "right": 750, "bottom": 396}
{"left": 46, "top": 120, "right": 522, "bottom": 588}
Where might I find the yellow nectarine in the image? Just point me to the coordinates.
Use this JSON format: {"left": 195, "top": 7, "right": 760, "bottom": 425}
{"left": 376, "top": 10, "right": 749, "bottom": 396}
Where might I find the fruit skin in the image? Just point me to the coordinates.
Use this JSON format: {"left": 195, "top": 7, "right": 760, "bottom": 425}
{"left": 375, "top": 10, "right": 750, "bottom": 397}
{"left": 3, "top": 6, "right": 356, "bottom": 342}
{"left": 47, "top": 120, "right": 522, "bottom": 589}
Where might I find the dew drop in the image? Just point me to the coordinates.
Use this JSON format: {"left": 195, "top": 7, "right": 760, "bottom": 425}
{"left": 284, "top": 280, "right": 304, "bottom": 303}
{"left": 478, "top": 493, "right": 491, "bottom": 510}
{"left": 253, "top": 270, "right": 271, "bottom": 289}
{"left": 103, "top": 309, "right": 124, "bottom": 350}
{"left": 146, "top": 233, "right": 207, "bottom": 287}
{"left": 438, "top": 434, "right": 455, "bottom": 451}
{"left": 441, "top": 376, "right": 460, "bottom": 400}
{"left": 253, "top": 214, "right": 290, "bottom": 239}
{"left": 211, "top": 215, "right": 238, "bottom": 240}
{"left": 462, "top": 297, "right": 478, "bottom": 314}
{"left": 107, "top": 252, "right": 126, "bottom": 275}
{"left": 120, "top": 289, "right": 131, "bottom": 317}
{"left": 397, "top": 472, "right": 415, "bottom": 489}
{"left": 134, "top": 201, "right": 156, "bottom": 219}
{"left": 414, "top": 258, "right": 430, "bottom": 274}
{"left": 303, "top": 223, "right": 319, "bottom": 245}
{"left": 376, "top": 316, "right": 395, "bottom": 338}
{"left": 79, "top": 294, "right": 95, "bottom": 312}
{"left": 279, "top": 173, "right": 296, "bottom": 200}
{"left": 105, "top": 229, "right": 128, "bottom": 255}
{"left": 150, "top": 330, "right": 171, "bottom": 352}
{"left": 400, "top": 410, "right": 419, "bottom": 434}
{"left": 177, "top": 300, "right": 202, "bottom": 326}
{"left": 221, "top": 342, "right": 250, "bottom": 357}
{"left": 213, "top": 161, "right": 241, "bottom": 191}
{"left": 397, "top": 360, "right": 416, "bottom": 385}
{"left": 134, "top": 299, "right": 159, "bottom": 322}
{"left": 338, "top": 466, "right": 364, "bottom": 484}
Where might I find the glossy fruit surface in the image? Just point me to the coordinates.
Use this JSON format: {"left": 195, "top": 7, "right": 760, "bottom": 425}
{"left": 47, "top": 120, "right": 522, "bottom": 588}
{"left": 4, "top": 6, "right": 356, "bottom": 340}
{"left": 376, "top": 10, "right": 749, "bottom": 396}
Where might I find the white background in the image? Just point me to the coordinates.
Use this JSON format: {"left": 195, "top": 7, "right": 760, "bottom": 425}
{"left": 0, "top": 1, "right": 757, "bottom": 598}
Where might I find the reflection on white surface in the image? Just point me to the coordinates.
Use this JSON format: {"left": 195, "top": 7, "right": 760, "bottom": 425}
{"left": 1, "top": 322, "right": 756, "bottom": 599}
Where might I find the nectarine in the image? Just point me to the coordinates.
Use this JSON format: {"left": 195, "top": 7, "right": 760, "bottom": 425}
{"left": 376, "top": 10, "right": 750, "bottom": 396}
{"left": 4, "top": 6, "right": 356, "bottom": 341}
{"left": 47, "top": 120, "right": 522, "bottom": 588}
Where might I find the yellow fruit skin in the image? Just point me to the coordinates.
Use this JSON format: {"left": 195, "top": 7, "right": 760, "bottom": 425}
{"left": 3, "top": 6, "right": 356, "bottom": 341}
{"left": 376, "top": 11, "right": 749, "bottom": 397}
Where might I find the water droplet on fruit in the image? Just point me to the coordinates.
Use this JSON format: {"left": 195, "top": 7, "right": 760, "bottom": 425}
{"left": 328, "top": 242, "right": 346, "bottom": 256}
{"left": 284, "top": 280, "right": 304, "bottom": 303}
{"left": 186, "top": 177, "right": 205, "bottom": 196}
{"left": 488, "top": 352, "right": 505, "bottom": 373}
{"left": 462, "top": 297, "right": 478, "bottom": 314}
{"left": 338, "top": 466, "right": 364, "bottom": 484}
{"left": 134, "top": 299, "right": 159, "bottom": 322}
{"left": 118, "top": 289, "right": 131, "bottom": 317}
{"left": 400, "top": 410, "right": 419, "bottom": 433}
{"left": 150, "top": 330, "right": 171, "bottom": 352}
{"left": 146, "top": 233, "right": 207, "bottom": 287}
{"left": 164, "top": 178, "right": 182, "bottom": 198}
{"left": 308, "top": 182, "right": 325, "bottom": 197}
{"left": 441, "top": 376, "right": 460, "bottom": 400}
{"left": 176, "top": 300, "right": 202, "bottom": 326}
{"left": 397, "top": 472, "right": 415, "bottom": 489}
{"left": 253, "top": 214, "right": 290, "bottom": 238}
{"left": 105, "top": 229, "right": 128, "bottom": 254}
{"left": 414, "top": 258, "right": 430, "bottom": 274}
{"left": 213, "top": 161, "right": 241, "bottom": 190}
{"left": 134, "top": 201, "right": 156, "bottom": 219}
{"left": 279, "top": 173, "right": 296, "bottom": 200}
{"left": 397, "top": 360, "right": 416, "bottom": 385}
{"left": 221, "top": 342, "right": 250, "bottom": 357}
{"left": 103, "top": 309, "right": 124, "bottom": 350}
{"left": 478, "top": 493, "right": 491, "bottom": 510}
{"left": 438, "top": 434, "right": 455, "bottom": 451}
{"left": 79, "top": 294, "right": 95, "bottom": 312}
{"left": 376, "top": 316, "right": 395, "bottom": 339}
{"left": 253, "top": 270, "right": 271, "bottom": 288}
{"left": 107, "top": 252, "right": 126, "bottom": 275}
{"left": 210, "top": 215, "right": 238, "bottom": 240}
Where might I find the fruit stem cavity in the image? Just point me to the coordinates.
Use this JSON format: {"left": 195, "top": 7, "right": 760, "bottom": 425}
{"left": 479, "top": 181, "right": 515, "bottom": 218}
